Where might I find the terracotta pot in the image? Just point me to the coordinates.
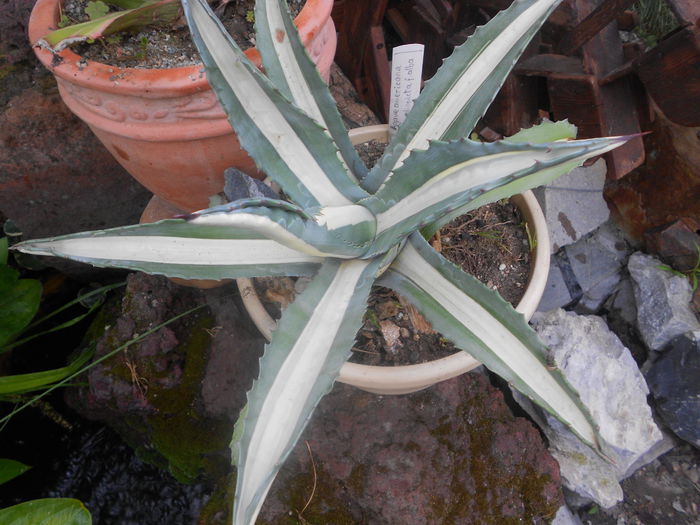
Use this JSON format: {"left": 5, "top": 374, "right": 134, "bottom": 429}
{"left": 28, "top": 0, "right": 337, "bottom": 212}
{"left": 237, "top": 125, "right": 551, "bottom": 395}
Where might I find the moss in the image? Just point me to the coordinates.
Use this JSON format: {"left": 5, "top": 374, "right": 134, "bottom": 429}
{"left": 430, "top": 384, "right": 561, "bottom": 524}
{"left": 198, "top": 472, "right": 235, "bottom": 525}
{"left": 264, "top": 466, "right": 358, "bottom": 525}
{"left": 92, "top": 297, "right": 236, "bottom": 484}
{"left": 139, "top": 310, "right": 233, "bottom": 483}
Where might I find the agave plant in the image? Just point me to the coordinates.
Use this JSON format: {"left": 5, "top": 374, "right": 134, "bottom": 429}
{"left": 15, "top": 0, "right": 627, "bottom": 522}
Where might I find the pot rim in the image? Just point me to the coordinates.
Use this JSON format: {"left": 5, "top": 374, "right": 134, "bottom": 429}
{"left": 27, "top": 0, "right": 334, "bottom": 98}
{"left": 237, "top": 124, "right": 551, "bottom": 395}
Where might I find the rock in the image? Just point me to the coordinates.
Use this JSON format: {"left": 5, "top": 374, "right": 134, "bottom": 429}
{"left": 566, "top": 222, "right": 631, "bottom": 313}
{"left": 551, "top": 505, "right": 583, "bottom": 525}
{"left": 69, "top": 273, "right": 264, "bottom": 483}
{"left": 644, "top": 218, "right": 700, "bottom": 272}
{"left": 602, "top": 277, "right": 647, "bottom": 365}
{"left": 628, "top": 252, "right": 700, "bottom": 351}
{"left": 538, "top": 255, "right": 576, "bottom": 312}
{"left": 257, "top": 373, "right": 563, "bottom": 525}
{"left": 0, "top": 88, "right": 151, "bottom": 278}
{"left": 646, "top": 331, "right": 700, "bottom": 448}
{"left": 533, "top": 158, "right": 609, "bottom": 252}
{"left": 529, "top": 309, "right": 663, "bottom": 508}
{"left": 538, "top": 222, "right": 631, "bottom": 313}
{"left": 604, "top": 277, "right": 637, "bottom": 326}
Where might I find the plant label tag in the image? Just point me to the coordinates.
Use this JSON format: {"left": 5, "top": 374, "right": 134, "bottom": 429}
{"left": 388, "top": 44, "right": 425, "bottom": 133}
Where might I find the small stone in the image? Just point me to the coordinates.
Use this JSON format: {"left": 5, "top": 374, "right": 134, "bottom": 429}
{"left": 499, "top": 263, "right": 506, "bottom": 271}
{"left": 646, "top": 330, "right": 700, "bottom": 448}
{"left": 628, "top": 252, "right": 700, "bottom": 351}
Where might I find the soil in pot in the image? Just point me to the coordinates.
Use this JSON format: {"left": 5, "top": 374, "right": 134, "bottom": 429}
{"left": 61, "top": 0, "right": 305, "bottom": 68}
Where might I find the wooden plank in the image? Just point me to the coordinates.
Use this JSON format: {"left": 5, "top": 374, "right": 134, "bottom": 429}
{"left": 331, "top": 0, "right": 389, "bottom": 84}
{"left": 515, "top": 54, "right": 586, "bottom": 76}
{"left": 666, "top": 0, "right": 700, "bottom": 26}
{"left": 575, "top": 0, "right": 644, "bottom": 179}
{"left": 484, "top": 74, "right": 542, "bottom": 137}
{"left": 547, "top": 74, "right": 605, "bottom": 139}
{"left": 635, "top": 26, "right": 700, "bottom": 126}
{"left": 365, "top": 25, "right": 392, "bottom": 122}
{"left": 557, "top": 0, "right": 639, "bottom": 55}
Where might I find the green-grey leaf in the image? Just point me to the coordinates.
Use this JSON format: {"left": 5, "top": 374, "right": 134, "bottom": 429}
{"left": 0, "top": 348, "right": 93, "bottom": 394}
{"left": 12, "top": 218, "right": 324, "bottom": 281}
{"left": 1, "top": 237, "right": 8, "bottom": 266}
{"left": 254, "top": 0, "right": 368, "bottom": 180}
{"left": 0, "top": 266, "right": 42, "bottom": 348}
{"left": 39, "top": 0, "right": 180, "bottom": 51}
{"left": 378, "top": 233, "right": 600, "bottom": 448}
{"left": 0, "top": 459, "right": 31, "bottom": 485}
{"left": 182, "top": 0, "right": 367, "bottom": 209}
{"left": 504, "top": 119, "right": 577, "bottom": 144}
{"left": 234, "top": 257, "right": 383, "bottom": 525}
{"left": 363, "top": 135, "right": 628, "bottom": 256}
{"left": 0, "top": 498, "right": 92, "bottom": 525}
{"left": 362, "top": 0, "right": 563, "bottom": 192}
{"left": 422, "top": 119, "right": 580, "bottom": 237}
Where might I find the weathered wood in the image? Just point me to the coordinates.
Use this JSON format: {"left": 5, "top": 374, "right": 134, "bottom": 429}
{"left": 485, "top": 71, "right": 542, "bottom": 137}
{"left": 636, "top": 26, "right": 700, "bottom": 126}
{"left": 575, "top": 0, "right": 644, "bottom": 179}
{"left": 331, "top": 0, "right": 390, "bottom": 120}
{"left": 547, "top": 74, "right": 603, "bottom": 139}
{"left": 515, "top": 53, "right": 586, "bottom": 76}
{"left": 667, "top": 0, "right": 700, "bottom": 26}
{"left": 557, "top": 0, "right": 639, "bottom": 55}
{"left": 331, "top": 0, "right": 389, "bottom": 93}
{"left": 366, "top": 25, "right": 392, "bottom": 122}
{"left": 385, "top": 2, "right": 449, "bottom": 77}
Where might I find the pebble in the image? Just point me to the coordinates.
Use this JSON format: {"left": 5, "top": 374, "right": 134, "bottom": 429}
{"left": 498, "top": 263, "right": 506, "bottom": 271}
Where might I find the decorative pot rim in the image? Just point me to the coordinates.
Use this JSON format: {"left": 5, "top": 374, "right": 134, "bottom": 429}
{"left": 237, "top": 124, "right": 551, "bottom": 395}
{"left": 27, "top": 0, "right": 334, "bottom": 98}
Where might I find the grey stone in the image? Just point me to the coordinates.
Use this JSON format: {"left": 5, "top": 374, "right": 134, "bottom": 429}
{"left": 566, "top": 223, "right": 631, "bottom": 313}
{"left": 646, "top": 330, "right": 700, "bottom": 448}
{"left": 603, "top": 277, "right": 649, "bottom": 365}
{"left": 533, "top": 158, "right": 609, "bottom": 252}
{"left": 552, "top": 505, "right": 583, "bottom": 525}
{"left": 223, "top": 167, "right": 278, "bottom": 202}
{"left": 628, "top": 252, "right": 700, "bottom": 351}
{"left": 537, "top": 256, "right": 575, "bottom": 312}
{"left": 537, "top": 223, "right": 631, "bottom": 313}
{"left": 528, "top": 309, "right": 663, "bottom": 508}
{"left": 605, "top": 277, "right": 637, "bottom": 326}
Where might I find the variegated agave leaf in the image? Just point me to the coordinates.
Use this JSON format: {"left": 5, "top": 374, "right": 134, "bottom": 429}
{"left": 13, "top": 0, "right": 632, "bottom": 524}
{"left": 38, "top": 0, "right": 181, "bottom": 52}
{"left": 361, "top": 0, "right": 565, "bottom": 193}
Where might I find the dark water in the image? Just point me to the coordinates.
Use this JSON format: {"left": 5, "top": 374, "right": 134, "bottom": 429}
{"left": 0, "top": 404, "right": 211, "bottom": 524}
{"left": 0, "top": 274, "right": 211, "bottom": 524}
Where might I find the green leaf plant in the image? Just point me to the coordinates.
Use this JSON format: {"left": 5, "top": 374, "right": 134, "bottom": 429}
{"left": 38, "top": 0, "right": 181, "bottom": 52}
{"left": 15, "top": 0, "right": 631, "bottom": 522}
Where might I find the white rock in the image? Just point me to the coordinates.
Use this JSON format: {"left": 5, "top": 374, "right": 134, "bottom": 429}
{"left": 528, "top": 309, "right": 663, "bottom": 508}
{"left": 628, "top": 252, "right": 700, "bottom": 351}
